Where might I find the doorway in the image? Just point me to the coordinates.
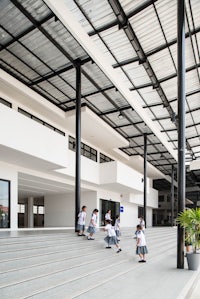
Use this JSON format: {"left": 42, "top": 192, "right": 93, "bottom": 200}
{"left": 100, "top": 199, "right": 120, "bottom": 226}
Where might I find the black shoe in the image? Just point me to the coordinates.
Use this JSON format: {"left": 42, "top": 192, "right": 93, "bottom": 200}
{"left": 138, "top": 260, "right": 146, "bottom": 263}
{"left": 106, "top": 246, "right": 112, "bottom": 249}
{"left": 82, "top": 234, "right": 86, "bottom": 236}
{"left": 116, "top": 248, "right": 122, "bottom": 253}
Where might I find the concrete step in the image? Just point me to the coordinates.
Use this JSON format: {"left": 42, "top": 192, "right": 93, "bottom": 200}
{"left": 0, "top": 227, "right": 178, "bottom": 299}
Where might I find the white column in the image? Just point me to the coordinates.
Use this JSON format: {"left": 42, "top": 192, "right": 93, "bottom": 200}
{"left": 10, "top": 169, "right": 18, "bottom": 230}
{"left": 27, "top": 197, "right": 34, "bottom": 228}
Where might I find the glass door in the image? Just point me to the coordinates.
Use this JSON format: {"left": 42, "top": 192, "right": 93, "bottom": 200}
{"left": 100, "top": 199, "right": 120, "bottom": 226}
{"left": 0, "top": 179, "right": 10, "bottom": 228}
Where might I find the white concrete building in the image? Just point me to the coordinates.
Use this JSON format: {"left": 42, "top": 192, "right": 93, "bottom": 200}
{"left": 0, "top": 71, "right": 163, "bottom": 230}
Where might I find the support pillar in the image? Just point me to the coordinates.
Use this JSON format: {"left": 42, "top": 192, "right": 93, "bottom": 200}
{"left": 75, "top": 60, "right": 81, "bottom": 231}
{"left": 27, "top": 196, "right": 34, "bottom": 228}
{"left": 177, "top": 0, "right": 186, "bottom": 269}
{"left": 143, "top": 133, "right": 147, "bottom": 227}
{"left": 171, "top": 165, "right": 175, "bottom": 227}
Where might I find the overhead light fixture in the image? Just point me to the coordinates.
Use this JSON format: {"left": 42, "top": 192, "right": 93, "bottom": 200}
{"left": 118, "top": 112, "right": 124, "bottom": 120}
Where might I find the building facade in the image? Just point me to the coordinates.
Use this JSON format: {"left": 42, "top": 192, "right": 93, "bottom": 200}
{"left": 0, "top": 75, "right": 160, "bottom": 230}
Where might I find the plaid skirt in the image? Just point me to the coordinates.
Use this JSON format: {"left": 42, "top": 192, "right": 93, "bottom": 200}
{"left": 87, "top": 226, "right": 96, "bottom": 234}
{"left": 104, "top": 236, "right": 118, "bottom": 245}
{"left": 136, "top": 245, "right": 148, "bottom": 255}
{"left": 76, "top": 224, "right": 85, "bottom": 231}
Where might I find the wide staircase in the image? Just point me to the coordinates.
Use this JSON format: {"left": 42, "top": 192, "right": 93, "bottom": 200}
{"left": 0, "top": 227, "right": 196, "bottom": 299}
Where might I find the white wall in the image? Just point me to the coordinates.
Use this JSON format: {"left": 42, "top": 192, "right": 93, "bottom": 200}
{"left": 120, "top": 202, "right": 138, "bottom": 228}
{"left": 44, "top": 193, "right": 74, "bottom": 227}
{"left": 147, "top": 207, "right": 153, "bottom": 227}
{"left": 129, "top": 187, "right": 158, "bottom": 209}
{"left": 0, "top": 104, "right": 68, "bottom": 168}
{"left": 99, "top": 161, "right": 146, "bottom": 192}
{"left": 117, "top": 161, "right": 145, "bottom": 192}
{"left": 56, "top": 150, "right": 99, "bottom": 184}
{"left": 0, "top": 161, "right": 18, "bottom": 229}
{"left": 44, "top": 191, "right": 98, "bottom": 227}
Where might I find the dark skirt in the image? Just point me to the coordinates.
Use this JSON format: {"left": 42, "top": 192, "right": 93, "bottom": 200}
{"left": 115, "top": 230, "right": 120, "bottom": 237}
{"left": 87, "top": 226, "right": 96, "bottom": 234}
{"left": 104, "top": 236, "right": 118, "bottom": 245}
{"left": 77, "top": 224, "right": 85, "bottom": 231}
{"left": 136, "top": 246, "right": 148, "bottom": 255}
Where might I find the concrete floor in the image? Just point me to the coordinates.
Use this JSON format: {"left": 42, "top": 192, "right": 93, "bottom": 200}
{"left": 0, "top": 227, "right": 199, "bottom": 299}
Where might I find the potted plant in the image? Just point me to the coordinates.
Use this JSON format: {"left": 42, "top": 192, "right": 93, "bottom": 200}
{"left": 177, "top": 208, "right": 200, "bottom": 270}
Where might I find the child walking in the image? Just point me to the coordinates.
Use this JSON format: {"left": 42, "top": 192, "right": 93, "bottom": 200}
{"left": 136, "top": 224, "right": 148, "bottom": 262}
{"left": 104, "top": 219, "right": 122, "bottom": 253}
{"left": 77, "top": 205, "right": 87, "bottom": 236}
{"left": 114, "top": 215, "right": 121, "bottom": 241}
{"left": 87, "top": 209, "right": 98, "bottom": 240}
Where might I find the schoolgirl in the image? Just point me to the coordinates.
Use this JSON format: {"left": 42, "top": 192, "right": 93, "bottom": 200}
{"left": 87, "top": 209, "right": 98, "bottom": 240}
{"left": 136, "top": 224, "right": 148, "bottom": 262}
{"left": 77, "top": 205, "right": 87, "bottom": 236}
{"left": 104, "top": 219, "right": 122, "bottom": 253}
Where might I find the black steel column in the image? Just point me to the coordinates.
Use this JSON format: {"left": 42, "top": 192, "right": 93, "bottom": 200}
{"left": 177, "top": 0, "right": 186, "bottom": 269}
{"left": 75, "top": 60, "right": 81, "bottom": 231}
{"left": 144, "top": 133, "right": 147, "bottom": 227}
{"left": 171, "top": 165, "right": 174, "bottom": 227}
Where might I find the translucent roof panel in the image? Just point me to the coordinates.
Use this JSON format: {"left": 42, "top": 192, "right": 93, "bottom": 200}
{"left": 130, "top": 5, "right": 166, "bottom": 52}
{"left": 148, "top": 48, "right": 176, "bottom": 80}
{"left": 121, "top": 0, "right": 148, "bottom": 15}
{"left": 154, "top": 0, "right": 177, "bottom": 42}
{"left": 86, "top": 93, "right": 115, "bottom": 112}
{"left": 185, "top": 71, "right": 200, "bottom": 94}
{"left": 42, "top": 19, "right": 88, "bottom": 60}
{"left": 1, "top": 49, "right": 39, "bottom": 81}
{"left": 7, "top": 42, "right": 51, "bottom": 77}
{"left": 100, "top": 26, "right": 137, "bottom": 62}
{"left": 1, "top": 59, "right": 31, "bottom": 83}
{"left": 18, "top": 0, "right": 52, "bottom": 22}
{"left": 160, "top": 77, "right": 177, "bottom": 100}
{"left": 47, "top": 76, "right": 75, "bottom": 100}
{"left": 103, "top": 90, "right": 129, "bottom": 108}
{"left": 37, "top": 81, "right": 68, "bottom": 102}
{"left": 122, "top": 62, "right": 151, "bottom": 86}
{"left": 185, "top": 0, "right": 200, "bottom": 30}
{"left": 20, "top": 30, "right": 69, "bottom": 70}
{"left": 90, "top": 34, "right": 117, "bottom": 65}
{"left": 139, "top": 87, "right": 163, "bottom": 105}
{"left": 0, "top": 27, "right": 13, "bottom": 46}
{"left": 0, "top": 0, "right": 32, "bottom": 37}
{"left": 82, "top": 63, "right": 112, "bottom": 89}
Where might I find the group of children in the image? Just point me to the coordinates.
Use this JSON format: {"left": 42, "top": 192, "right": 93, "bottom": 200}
{"left": 76, "top": 206, "right": 148, "bottom": 261}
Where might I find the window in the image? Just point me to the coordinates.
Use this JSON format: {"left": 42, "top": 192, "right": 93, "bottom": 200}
{"left": 18, "top": 204, "right": 25, "bottom": 213}
{"left": 167, "top": 195, "right": 171, "bottom": 202}
{"left": 0, "top": 179, "right": 10, "bottom": 228}
{"left": 68, "top": 136, "right": 97, "bottom": 162}
{"left": 33, "top": 205, "right": 45, "bottom": 214}
{"left": 18, "top": 108, "right": 65, "bottom": 136}
{"left": 159, "top": 195, "right": 165, "bottom": 202}
{"left": 0, "top": 98, "right": 12, "bottom": 108}
{"left": 100, "top": 153, "right": 114, "bottom": 163}
{"left": 138, "top": 206, "right": 144, "bottom": 218}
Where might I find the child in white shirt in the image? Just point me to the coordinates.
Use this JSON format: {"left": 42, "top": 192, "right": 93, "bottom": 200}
{"left": 114, "top": 215, "right": 120, "bottom": 241}
{"left": 136, "top": 224, "right": 148, "bottom": 262}
{"left": 104, "top": 220, "right": 122, "bottom": 253}
{"left": 77, "top": 206, "right": 87, "bottom": 236}
{"left": 87, "top": 209, "right": 98, "bottom": 240}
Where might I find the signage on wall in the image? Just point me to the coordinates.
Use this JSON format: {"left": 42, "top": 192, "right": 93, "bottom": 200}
{"left": 120, "top": 206, "right": 124, "bottom": 213}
